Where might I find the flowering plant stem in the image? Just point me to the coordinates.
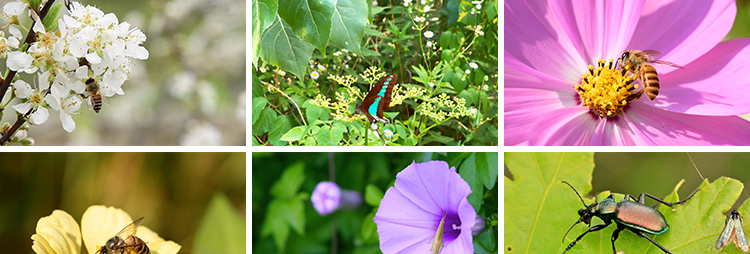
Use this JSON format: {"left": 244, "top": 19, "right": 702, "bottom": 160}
{"left": 0, "top": 0, "right": 55, "bottom": 146}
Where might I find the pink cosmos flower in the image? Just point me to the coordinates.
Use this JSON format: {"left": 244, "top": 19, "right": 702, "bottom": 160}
{"left": 505, "top": 0, "right": 750, "bottom": 145}
{"left": 373, "top": 161, "right": 476, "bottom": 254}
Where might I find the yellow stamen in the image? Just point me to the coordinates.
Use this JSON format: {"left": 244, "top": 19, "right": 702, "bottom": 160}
{"left": 576, "top": 59, "right": 638, "bottom": 118}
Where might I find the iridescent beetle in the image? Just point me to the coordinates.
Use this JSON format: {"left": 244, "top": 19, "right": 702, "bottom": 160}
{"left": 561, "top": 181, "right": 698, "bottom": 254}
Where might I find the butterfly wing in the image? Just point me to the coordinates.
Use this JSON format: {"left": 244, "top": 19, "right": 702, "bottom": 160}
{"left": 360, "top": 74, "right": 397, "bottom": 123}
{"left": 376, "top": 74, "right": 396, "bottom": 119}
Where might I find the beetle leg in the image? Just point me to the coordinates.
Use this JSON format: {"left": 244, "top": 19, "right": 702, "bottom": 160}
{"left": 633, "top": 229, "right": 672, "bottom": 254}
{"left": 639, "top": 189, "right": 699, "bottom": 208}
{"left": 611, "top": 225, "right": 625, "bottom": 254}
{"left": 562, "top": 223, "right": 610, "bottom": 254}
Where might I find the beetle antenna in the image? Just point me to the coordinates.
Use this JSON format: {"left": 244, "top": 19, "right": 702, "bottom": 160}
{"left": 562, "top": 217, "right": 584, "bottom": 243}
{"left": 687, "top": 153, "right": 735, "bottom": 208}
{"left": 562, "top": 181, "right": 587, "bottom": 207}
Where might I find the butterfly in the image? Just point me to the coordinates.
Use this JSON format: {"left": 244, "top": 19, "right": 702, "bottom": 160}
{"left": 357, "top": 73, "right": 396, "bottom": 124}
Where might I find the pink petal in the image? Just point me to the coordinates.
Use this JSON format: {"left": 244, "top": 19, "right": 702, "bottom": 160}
{"left": 628, "top": 0, "right": 735, "bottom": 67}
{"left": 590, "top": 116, "right": 647, "bottom": 145}
{"left": 505, "top": 0, "right": 586, "bottom": 82}
{"left": 549, "top": 0, "right": 645, "bottom": 63}
{"left": 528, "top": 107, "right": 599, "bottom": 145}
{"left": 654, "top": 38, "right": 750, "bottom": 115}
{"left": 505, "top": 87, "right": 577, "bottom": 146}
{"left": 623, "top": 102, "right": 750, "bottom": 145}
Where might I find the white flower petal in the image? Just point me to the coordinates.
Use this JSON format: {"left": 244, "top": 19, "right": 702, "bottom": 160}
{"left": 30, "top": 107, "right": 49, "bottom": 125}
{"left": 13, "top": 80, "right": 32, "bottom": 98}
{"left": 60, "top": 111, "right": 75, "bottom": 132}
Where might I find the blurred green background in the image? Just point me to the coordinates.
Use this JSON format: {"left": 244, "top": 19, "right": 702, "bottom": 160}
{"left": 0, "top": 152, "right": 246, "bottom": 254}
{"left": 252, "top": 152, "right": 499, "bottom": 254}
{"left": 505, "top": 153, "right": 750, "bottom": 208}
{"left": 0, "top": 0, "right": 246, "bottom": 145}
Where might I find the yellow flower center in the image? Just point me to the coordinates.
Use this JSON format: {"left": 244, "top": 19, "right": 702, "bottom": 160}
{"left": 575, "top": 59, "right": 638, "bottom": 118}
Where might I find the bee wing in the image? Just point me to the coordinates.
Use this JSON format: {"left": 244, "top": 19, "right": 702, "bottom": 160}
{"left": 650, "top": 60, "right": 684, "bottom": 69}
{"left": 114, "top": 217, "right": 144, "bottom": 239}
{"left": 102, "top": 94, "right": 110, "bottom": 106}
{"left": 642, "top": 50, "right": 661, "bottom": 57}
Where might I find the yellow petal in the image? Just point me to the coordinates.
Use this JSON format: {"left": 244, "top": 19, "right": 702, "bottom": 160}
{"left": 135, "top": 223, "right": 182, "bottom": 254}
{"left": 81, "top": 205, "right": 133, "bottom": 254}
{"left": 31, "top": 210, "right": 81, "bottom": 254}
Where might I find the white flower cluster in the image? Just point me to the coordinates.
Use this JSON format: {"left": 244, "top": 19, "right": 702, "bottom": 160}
{"left": 0, "top": 0, "right": 148, "bottom": 141}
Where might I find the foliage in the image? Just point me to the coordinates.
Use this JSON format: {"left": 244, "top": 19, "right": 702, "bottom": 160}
{"left": 252, "top": 152, "right": 498, "bottom": 253}
{"left": 504, "top": 152, "right": 750, "bottom": 254}
{"left": 252, "top": 0, "right": 498, "bottom": 146}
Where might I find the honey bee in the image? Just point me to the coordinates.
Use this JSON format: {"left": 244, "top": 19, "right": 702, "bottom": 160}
{"left": 83, "top": 78, "right": 108, "bottom": 113}
{"left": 618, "top": 50, "right": 684, "bottom": 101}
{"left": 95, "top": 217, "right": 150, "bottom": 254}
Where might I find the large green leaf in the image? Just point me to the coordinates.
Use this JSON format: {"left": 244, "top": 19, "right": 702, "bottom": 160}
{"left": 260, "top": 15, "right": 315, "bottom": 79}
{"left": 278, "top": 0, "right": 335, "bottom": 54}
{"left": 252, "top": 0, "right": 278, "bottom": 66}
{"left": 505, "top": 152, "right": 750, "bottom": 254}
{"left": 504, "top": 152, "right": 594, "bottom": 253}
{"left": 329, "top": 0, "right": 367, "bottom": 54}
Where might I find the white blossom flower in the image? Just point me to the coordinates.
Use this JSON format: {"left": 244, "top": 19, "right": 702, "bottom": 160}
{"left": 469, "top": 62, "right": 478, "bottom": 69}
{"left": 45, "top": 84, "right": 82, "bottom": 133}
{"left": 424, "top": 31, "right": 434, "bottom": 38}
{"left": 311, "top": 71, "right": 320, "bottom": 80}
{"left": 11, "top": 80, "right": 49, "bottom": 125}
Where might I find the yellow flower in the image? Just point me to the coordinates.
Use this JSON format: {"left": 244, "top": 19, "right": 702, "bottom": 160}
{"left": 32, "top": 205, "right": 180, "bottom": 254}
{"left": 31, "top": 210, "right": 82, "bottom": 254}
{"left": 82, "top": 205, "right": 181, "bottom": 254}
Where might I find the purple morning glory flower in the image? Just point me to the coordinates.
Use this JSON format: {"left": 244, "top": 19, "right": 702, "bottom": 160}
{"left": 311, "top": 181, "right": 362, "bottom": 215}
{"left": 505, "top": 0, "right": 750, "bottom": 145}
{"left": 373, "top": 161, "right": 476, "bottom": 254}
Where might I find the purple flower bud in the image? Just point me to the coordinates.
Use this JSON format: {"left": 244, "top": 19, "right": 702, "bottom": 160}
{"left": 311, "top": 181, "right": 362, "bottom": 216}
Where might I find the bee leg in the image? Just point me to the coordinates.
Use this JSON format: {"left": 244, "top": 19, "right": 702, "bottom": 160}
{"left": 627, "top": 89, "right": 643, "bottom": 102}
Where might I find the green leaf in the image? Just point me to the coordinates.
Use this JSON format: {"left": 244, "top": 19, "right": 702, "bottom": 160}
{"left": 42, "top": 4, "right": 62, "bottom": 31}
{"left": 252, "top": 97, "right": 268, "bottom": 123}
{"left": 329, "top": 121, "right": 346, "bottom": 145}
{"left": 303, "top": 101, "right": 329, "bottom": 123}
{"left": 361, "top": 210, "right": 378, "bottom": 241}
{"left": 280, "top": 126, "right": 306, "bottom": 141}
{"left": 485, "top": 0, "right": 497, "bottom": 21}
{"left": 443, "top": 0, "right": 459, "bottom": 27}
{"left": 270, "top": 161, "right": 305, "bottom": 198}
{"left": 316, "top": 126, "right": 330, "bottom": 145}
{"left": 504, "top": 152, "right": 594, "bottom": 253}
{"left": 252, "top": 0, "right": 278, "bottom": 65}
{"left": 459, "top": 153, "right": 482, "bottom": 211}
{"left": 476, "top": 152, "right": 497, "bottom": 189}
{"left": 260, "top": 199, "right": 291, "bottom": 252}
{"left": 252, "top": 107, "right": 277, "bottom": 135}
{"left": 193, "top": 193, "right": 245, "bottom": 254}
{"left": 278, "top": 0, "right": 335, "bottom": 54}
{"left": 458, "top": 0, "right": 477, "bottom": 25}
{"left": 329, "top": 0, "right": 367, "bottom": 54}
{"left": 268, "top": 116, "right": 291, "bottom": 146}
{"left": 260, "top": 15, "right": 315, "bottom": 79}
{"left": 364, "top": 184, "right": 383, "bottom": 206}
{"left": 474, "top": 227, "right": 497, "bottom": 254}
